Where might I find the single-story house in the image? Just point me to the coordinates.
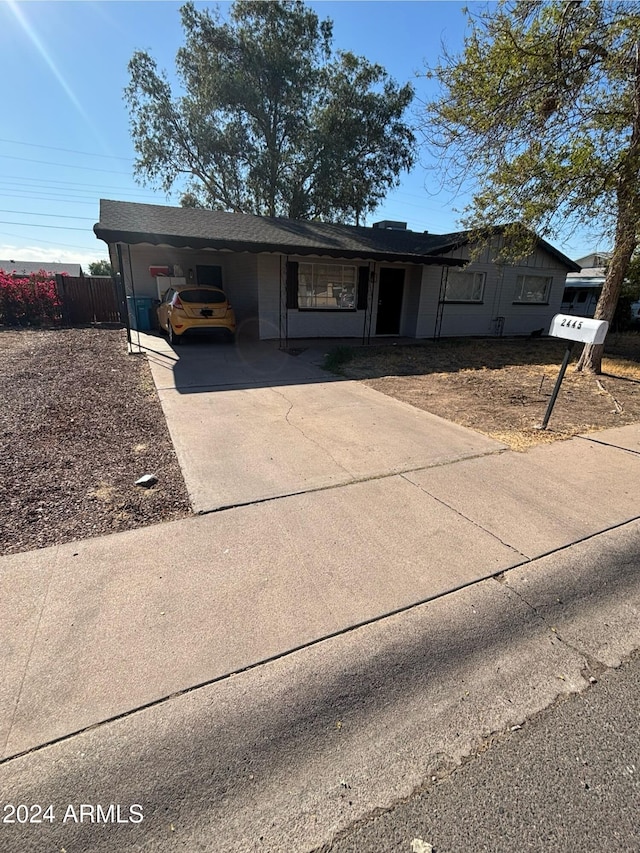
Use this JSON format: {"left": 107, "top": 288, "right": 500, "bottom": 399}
{"left": 561, "top": 252, "right": 609, "bottom": 317}
{"left": 93, "top": 199, "right": 580, "bottom": 341}
{"left": 0, "top": 259, "right": 83, "bottom": 277}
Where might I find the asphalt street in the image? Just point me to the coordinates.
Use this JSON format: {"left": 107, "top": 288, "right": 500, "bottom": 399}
{"left": 325, "top": 652, "right": 640, "bottom": 853}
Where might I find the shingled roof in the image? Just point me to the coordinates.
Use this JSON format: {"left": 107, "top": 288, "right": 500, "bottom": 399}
{"left": 94, "top": 200, "right": 469, "bottom": 266}
{"left": 0, "top": 259, "right": 83, "bottom": 276}
{"left": 94, "top": 200, "right": 580, "bottom": 272}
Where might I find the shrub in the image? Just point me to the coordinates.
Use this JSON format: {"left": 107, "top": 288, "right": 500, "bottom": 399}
{"left": 0, "top": 269, "right": 62, "bottom": 326}
{"left": 323, "top": 345, "right": 356, "bottom": 374}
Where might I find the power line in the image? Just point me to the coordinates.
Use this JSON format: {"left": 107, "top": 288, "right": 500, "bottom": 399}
{"left": 0, "top": 209, "right": 95, "bottom": 220}
{"left": 0, "top": 196, "right": 108, "bottom": 210}
{"left": 0, "top": 191, "right": 164, "bottom": 206}
{"left": 0, "top": 187, "right": 162, "bottom": 204}
{"left": 0, "top": 137, "right": 134, "bottom": 162}
{"left": 0, "top": 154, "right": 133, "bottom": 176}
{"left": 0, "top": 220, "right": 91, "bottom": 231}
{"left": 0, "top": 192, "right": 99, "bottom": 204}
{"left": 0, "top": 230, "right": 99, "bottom": 252}
{"left": 0, "top": 175, "right": 163, "bottom": 196}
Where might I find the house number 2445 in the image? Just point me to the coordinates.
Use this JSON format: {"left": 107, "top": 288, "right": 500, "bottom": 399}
{"left": 559, "top": 318, "right": 583, "bottom": 329}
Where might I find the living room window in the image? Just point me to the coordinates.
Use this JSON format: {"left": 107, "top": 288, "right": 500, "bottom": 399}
{"left": 298, "top": 263, "right": 357, "bottom": 310}
{"left": 514, "top": 274, "right": 552, "bottom": 303}
{"left": 444, "top": 270, "right": 485, "bottom": 302}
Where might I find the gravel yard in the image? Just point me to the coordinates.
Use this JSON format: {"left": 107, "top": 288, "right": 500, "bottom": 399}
{"left": 1, "top": 327, "right": 191, "bottom": 556}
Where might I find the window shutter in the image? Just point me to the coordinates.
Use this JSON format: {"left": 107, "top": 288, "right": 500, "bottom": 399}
{"left": 286, "top": 261, "right": 298, "bottom": 309}
{"left": 357, "top": 266, "right": 369, "bottom": 310}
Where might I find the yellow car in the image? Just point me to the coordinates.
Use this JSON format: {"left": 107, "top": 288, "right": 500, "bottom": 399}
{"left": 157, "top": 285, "right": 236, "bottom": 345}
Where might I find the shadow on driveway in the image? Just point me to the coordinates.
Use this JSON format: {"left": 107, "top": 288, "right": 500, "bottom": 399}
{"left": 135, "top": 330, "right": 364, "bottom": 395}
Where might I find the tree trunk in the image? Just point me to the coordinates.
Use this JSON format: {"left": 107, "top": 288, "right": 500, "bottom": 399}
{"left": 575, "top": 199, "right": 638, "bottom": 374}
{"left": 576, "top": 40, "right": 640, "bottom": 374}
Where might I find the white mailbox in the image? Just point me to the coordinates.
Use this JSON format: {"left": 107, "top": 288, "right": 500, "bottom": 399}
{"left": 548, "top": 314, "right": 609, "bottom": 345}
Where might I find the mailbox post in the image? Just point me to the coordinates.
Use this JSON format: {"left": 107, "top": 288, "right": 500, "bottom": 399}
{"left": 539, "top": 315, "right": 609, "bottom": 429}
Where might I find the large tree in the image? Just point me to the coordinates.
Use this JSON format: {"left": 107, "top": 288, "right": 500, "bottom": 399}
{"left": 423, "top": 0, "right": 640, "bottom": 373}
{"left": 125, "top": 0, "right": 415, "bottom": 225}
{"left": 88, "top": 259, "right": 113, "bottom": 276}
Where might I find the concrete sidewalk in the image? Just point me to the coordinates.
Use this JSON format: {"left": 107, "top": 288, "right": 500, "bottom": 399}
{"left": 2, "top": 418, "right": 639, "bottom": 761}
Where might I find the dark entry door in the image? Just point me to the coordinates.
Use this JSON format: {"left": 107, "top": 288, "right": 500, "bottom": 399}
{"left": 196, "top": 265, "right": 223, "bottom": 287}
{"left": 375, "top": 268, "right": 405, "bottom": 335}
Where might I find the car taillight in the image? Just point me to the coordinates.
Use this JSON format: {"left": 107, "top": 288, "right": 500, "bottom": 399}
{"left": 173, "top": 296, "right": 184, "bottom": 310}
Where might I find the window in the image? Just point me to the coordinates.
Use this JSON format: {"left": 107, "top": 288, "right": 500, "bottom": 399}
{"left": 178, "top": 289, "right": 226, "bottom": 304}
{"left": 444, "top": 271, "right": 485, "bottom": 302}
{"left": 298, "top": 263, "right": 357, "bottom": 310}
{"left": 514, "top": 274, "right": 552, "bottom": 303}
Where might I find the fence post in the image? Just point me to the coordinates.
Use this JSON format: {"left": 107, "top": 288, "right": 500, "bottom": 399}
{"left": 54, "top": 274, "right": 68, "bottom": 324}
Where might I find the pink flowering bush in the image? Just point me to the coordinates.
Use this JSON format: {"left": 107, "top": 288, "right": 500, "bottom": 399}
{"left": 0, "top": 269, "right": 62, "bottom": 326}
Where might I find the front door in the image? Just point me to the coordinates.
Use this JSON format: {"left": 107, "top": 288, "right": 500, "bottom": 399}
{"left": 375, "top": 268, "right": 404, "bottom": 335}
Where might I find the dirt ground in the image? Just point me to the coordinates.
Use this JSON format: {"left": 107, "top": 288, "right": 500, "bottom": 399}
{"left": 331, "top": 333, "right": 640, "bottom": 451}
{"left": 5, "top": 327, "right": 639, "bottom": 557}
{"left": 1, "top": 327, "right": 191, "bottom": 556}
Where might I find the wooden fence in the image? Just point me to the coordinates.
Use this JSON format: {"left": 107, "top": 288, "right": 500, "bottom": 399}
{"left": 55, "top": 275, "right": 122, "bottom": 325}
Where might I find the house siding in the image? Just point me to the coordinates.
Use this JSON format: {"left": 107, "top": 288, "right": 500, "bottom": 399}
{"left": 223, "top": 253, "right": 259, "bottom": 331}
{"left": 257, "top": 254, "right": 283, "bottom": 339}
{"left": 110, "top": 232, "right": 573, "bottom": 342}
{"left": 415, "top": 266, "right": 445, "bottom": 338}
{"left": 398, "top": 265, "right": 423, "bottom": 338}
{"left": 431, "top": 239, "right": 567, "bottom": 338}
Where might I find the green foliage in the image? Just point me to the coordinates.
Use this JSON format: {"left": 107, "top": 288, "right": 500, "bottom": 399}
{"left": 125, "top": 0, "right": 415, "bottom": 223}
{"left": 322, "top": 345, "right": 356, "bottom": 374}
{"left": 424, "top": 0, "right": 640, "bottom": 371}
{"left": 624, "top": 253, "right": 640, "bottom": 302}
{"left": 88, "top": 259, "right": 113, "bottom": 276}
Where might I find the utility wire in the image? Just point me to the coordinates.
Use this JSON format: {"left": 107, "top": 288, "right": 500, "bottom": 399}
{"left": 0, "top": 220, "right": 91, "bottom": 231}
{"left": 0, "top": 189, "right": 161, "bottom": 204}
{"left": 0, "top": 209, "right": 95, "bottom": 220}
{"left": 0, "top": 230, "right": 98, "bottom": 252}
{"left": 0, "top": 137, "right": 134, "bottom": 161}
{"left": 0, "top": 172, "right": 154, "bottom": 188}
{"left": 0, "top": 175, "right": 162, "bottom": 195}
{"left": 0, "top": 154, "right": 132, "bottom": 175}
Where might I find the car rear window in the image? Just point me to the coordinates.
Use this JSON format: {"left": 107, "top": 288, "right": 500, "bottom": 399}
{"left": 178, "top": 289, "right": 226, "bottom": 304}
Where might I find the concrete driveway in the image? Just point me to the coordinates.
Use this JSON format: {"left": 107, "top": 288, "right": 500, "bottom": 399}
{"left": 138, "top": 333, "right": 507, "bottom": 512}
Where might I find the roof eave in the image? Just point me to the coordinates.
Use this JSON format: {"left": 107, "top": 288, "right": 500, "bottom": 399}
{"left": 94, "top": 227, "right": 466, "bottom": 267}
{"left": 429, "top": 227, "right": 582, "bottom": 273}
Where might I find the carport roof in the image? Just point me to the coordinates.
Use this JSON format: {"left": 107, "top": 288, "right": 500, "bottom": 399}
{"left": 94, "top": 200, "right": 468, "bottom": 266}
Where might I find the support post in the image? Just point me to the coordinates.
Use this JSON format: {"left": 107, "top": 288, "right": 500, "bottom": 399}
{"left": 539, "top": 342, "right": 574, "bottom": 430}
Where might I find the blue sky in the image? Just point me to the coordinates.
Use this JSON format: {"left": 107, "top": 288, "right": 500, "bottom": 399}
{"left": 0, "top": 0, "right": 602, "bottom": 269}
